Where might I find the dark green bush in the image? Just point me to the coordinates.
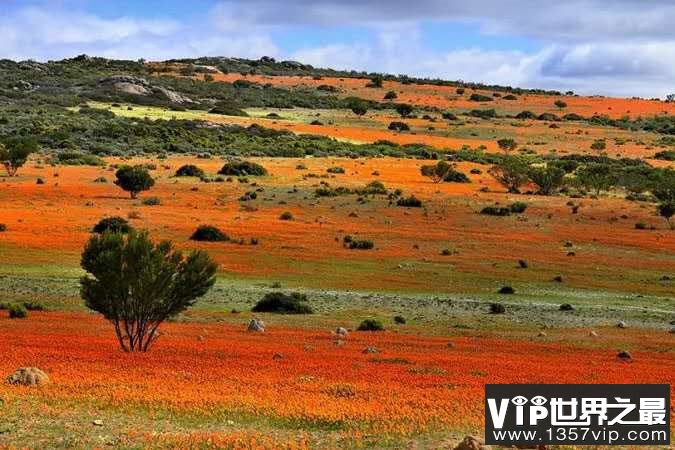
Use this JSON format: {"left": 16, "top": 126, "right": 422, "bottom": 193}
{"left": 327, "top": 166, "right": 345, "bottom": 174}
{"left": 92, "top": 216, "right": 131, "bottom": 234}
{"left": 490, "top": 302, "right": 507, "bottom": 313}
{"left": 8, "top": 304, "right": 27, "bottom": 319}
{"left": 498, "top": 286, "right": 515, "bottom": 295}
{"left": 388, "top": 121, "right": 410, "bottom": 131}
{"left": 397, "top": 195, "right": 422, "bottom": 207}
{"left": 190, "top": 225, "right": 229, "bottom": 242}
{"left": 348, "top": 239, "right": 374, "bottom": 250}
{"left": 218, "top": 160, "right": 267, "bottom": 176}
{"left": 357, "top": 319, "right": 384, "bottom": 331}
{"left": 252, "top": 292, "right": 313, "bottom": 314}
{"left": 509, "top": 202, "right": 528, "bottom": 213}
{"left": 175, "top": 164, "right": 205, "bottom": 177}
{"left": 469, "top": 93, "right": 493, "bottom": 102}
{"left": 480, "top": 206, "right": 511, "bottom": 216}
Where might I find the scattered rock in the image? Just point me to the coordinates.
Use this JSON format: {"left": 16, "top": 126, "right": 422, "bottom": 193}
{"left": 247, "top": 318, "right": 265, "bottom": 332}
{"left": 335, "top": 327, "right": 348, "bottom": 337}
{"left": 334, "top": 339, "right": 345, "bottom": 347}
{"left": 589, "top": 330, "right": 599, "bottom": 337}
{"left": 617, "top": 320, "right": 627, "bottom": 329}
{"left": 446, "top": 341, "right": 455, "bottom": 348}
{"left": 272, "top": 353, "right": 284, "bottom": 360}
{"left": 6, "top": 367, "right": 49, "bottom": 386}
{"left": 453, "top": 435, "right": 491, "bottom": 450}
{"left": 362, "top": 346, "right": 379, "bottom": 354}
{"left": 92, "top": 419, "right": 104, "bottom": 426}
{"left": 537, "top": 331, "right": 547, "bottom": 337}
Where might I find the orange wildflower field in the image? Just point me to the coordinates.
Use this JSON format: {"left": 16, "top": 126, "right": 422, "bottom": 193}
{"left": 0, "top": 312, "right": 673, "bottom": 448}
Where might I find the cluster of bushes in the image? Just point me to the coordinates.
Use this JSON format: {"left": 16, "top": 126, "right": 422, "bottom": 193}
{"left": 315, "top": 180, "right": 388, "bottom": 198}
{"left": 480, "top": 202, "right": 527, "bottom": 216}
{"left": 343, "top": 235, "right": 374, "bottom": 250}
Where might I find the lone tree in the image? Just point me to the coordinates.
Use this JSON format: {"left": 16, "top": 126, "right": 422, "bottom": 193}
{"left": 554, "top": 99, "right": 568, "bottom": 109}
{"left": 488, "top": 156, "right": 530, "bottom": 193}
{"left": 395, "top": 103, "right": 414, "bottom": 118}
{"left": 114, "top": 165, "right": 155, "bottom": 198}
{"left": 80, "top": 230, "right": 217, "bottom": 352}
{"left": 0, "top": 137, "right": 38, "bottom": 176}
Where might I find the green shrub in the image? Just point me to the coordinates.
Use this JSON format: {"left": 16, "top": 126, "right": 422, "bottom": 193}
{"left": 175, "top": 164, "right": 205, "bottom": 177}
{"left": 397, "top": 195, "right": 422, "bottom": 207}
{"left": 279, "top": 211, "right": 294, "bottom": 221}
{"left": 326, "top": 166, "right": 345, "bottom": 174}
{"left": 388, "top": 121, "right": 410, "bottom": 131}
{"left": 490, "top": 302, "right": 506, "bottom": 313}
{"left": 509, "top": 202, "right": 528, "bottom": 213}
{"left": 469, "top": 93, "right": 493, "bottom": 102}
{"left": 209, "top": 102, "right": 248, "bottom": 116}
{"left": 142, "top": 196, "right": 161, "bottom": 206}
{"left": 190, "top": 225, "right": 229, "bottom": 242}
{"left": 22, "top": 301, "right": 45, "bottom": 311}
{"left": 357, "top": 319, "right": 384, "bottom": 331}
{"left": 480, "top": 206, "right": 511, "bottom": 216}
{"left": 393, "top": 315, "right": 406, "bottom": 324}
{"left": 218, "top": 160, "right": 267, "bottom": 176}
{"left": 498, "top": 286, "right": 515, "bottom": 295}
{"left": 252, "top": 292, "right": 313, "bottom": 314}
{"left": 348, "top": 239, "right": 374, "bottom": 250}
{"left": 559, "top": 303, "right": 574, "bottom": 311}
{"left": 8, "top": 304, "right": 27, "bottom": 319}
{"left": 53, "top": 151, "right": 105, "bottom": 166}
{"left": 92, "top": 216, "right": 131, "bottom": 234}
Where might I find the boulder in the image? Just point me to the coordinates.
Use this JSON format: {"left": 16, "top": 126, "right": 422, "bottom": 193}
{"left": 247, "top": 318, "right": 265, "bottom": 332}
{"left": 7, "top": 367, "right": 49, "bottom": 386}
{"left": 454, "top": 435, "right": 491, "bottom": 450}
{"left": 617, "top": 321, "right": 627, "bottom": 329}
{"left": 362, "top": 346, "right": 379, "bottom": 354}
{"left": 335, "top": 327, "right": 348, "bottom": 337}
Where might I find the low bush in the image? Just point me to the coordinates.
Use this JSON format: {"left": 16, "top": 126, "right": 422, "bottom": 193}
{"left": 357, "top": 319, "right": 384, "bottom": 331}
{"left": 348, "top": 239, "right": 374, "bottom": 250}
{"left": 190, "top": 225, "right": 229, "bottom": 242}
{"left": 397, "top": 195, "right": 422, "bottom": 207}
{"left": 175, "top": 164, "right": 205, "bottom": 177}
{"left": 498, "top": 286, "right": 515, "bottom": 294}
{"left": 92, "top": 216, "right": 131, "bottom": 234}
{"left": 252, "top": 292, "right": 313, "bottom": 314}
{"left": 480, "top": 206, "right": 511, "bottom": 216}
{"left": 394, "top": 315, "right": 406, "bottom": 324}
{"left": 218, "top": 160, "right": 267, "bottom": 176}
{"left": 509, "top": 202, "right": 528, "bottom": 213}
{"left": 490, "top": 302, "right": 506, "bottom": 313}
{"left": 469, "top": 93, "right": 493, "bottom": 102}
{"left": 388, "top": 121, "right": 410, "bottom": 131}
{"left": 326, "top": 166, "right": 345, "bottom": 174}
{"left": 8, "top": 304, "right": 27, "bottom": 319}
{"left": 279, "top": 211, "right": 294, "bottom": 221}
{"left": 559, "top": 303, "right": 574, "bottom": 311}
{"left": 141, "top": 196, "right": 161, "bottom": 206}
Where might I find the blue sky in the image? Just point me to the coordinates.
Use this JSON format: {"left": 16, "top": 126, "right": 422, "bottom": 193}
{"left": 2, "top": 0, "right": 675, "bottom": 98}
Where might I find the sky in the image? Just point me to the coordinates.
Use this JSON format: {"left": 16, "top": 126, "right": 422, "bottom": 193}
{"left": 2, "top": 0, "right": 675, "bottom": 98}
